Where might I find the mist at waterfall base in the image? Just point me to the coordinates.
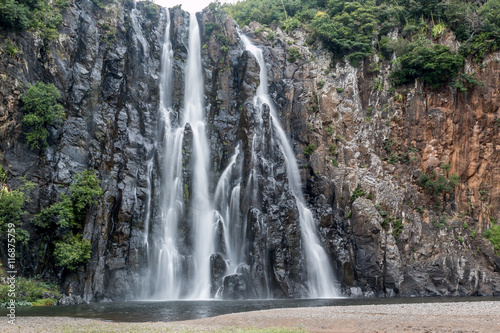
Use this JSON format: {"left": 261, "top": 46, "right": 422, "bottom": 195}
{"left": 139, "top": 9, "right": 339, "bottom": 301}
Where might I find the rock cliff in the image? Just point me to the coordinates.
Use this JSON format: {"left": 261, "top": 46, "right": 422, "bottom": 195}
{"left": 0, "top": 0, "right": 499, "bottom": 300}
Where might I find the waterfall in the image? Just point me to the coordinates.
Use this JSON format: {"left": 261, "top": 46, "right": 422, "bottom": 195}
{"left": 240, "top": 35, "right": 339, "bottom": 298}
{"left": 143, "top": 8, "right": 338, "bottom": 300}
{"left": 213, "top": 146, "right": 244, "bottom": 273}
{"left": 144, "top": 9, "right": 183, "bottom": 300}
{"left": 183, "top": 13, "right": 215, "bottom": 300}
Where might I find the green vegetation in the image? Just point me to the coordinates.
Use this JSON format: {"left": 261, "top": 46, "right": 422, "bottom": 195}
{"left": 349, "top": 184, "right": 365, "bottom": 203}
{"left": 0, "top": 277, "right": 60, "bottom": 308}
{"left": 392, "top": 217, "right": 403, "bottom": 238}
{"left": 391, "top": 42, "right": 464, "bottom": 87}
{"left": 53, "top": 233, "right": 91, "bottom": 270}
{"left": 383, "top": 138, "right": 420, "bottom": 165}
{"left": 0, "top": 166, "right": 6, "bottom": 183}
{"left": 484, "top": 221, "right": 500, "bottom": 254}
{"left": 0, "top": 179, "right": 34, "bottom": 249}
{"left": 287, "top": 47, "right": 301, "bottom": 62}
{"left": 304, "top": 143, "right": 316, "bottom": 157}
{"left": 325, "top": 125, "right": 334, "bottom": 135}
{"left": 142, "top": 0, "right": 159, "bottom": 19}
{"left": 21, "top": 82, "right": 65, "bottom": 151}
{"left": 328, "top": 143, "right": 337, "bottom": 155}
{"left": 4, "top": 38, "right": 22, "bottom": 57}
{"left": 432, "top": 215, "right": 450, "bottom": 230}
{"left": 310, "top": 1, "right": 378, "bottom": 65}
{"left": 225, "top": 0, "right": 500, "bottom": 84}
{"left": 34, "top": 170, "right": 102, "bottom": 270}
{"left": 0, "top": 0, "right": 69, "bottom": 39}
{"left": 419, "top": 169, "right": 459, "bottom": 199}
{"left": 375, "top": 204, "right": 403, "bottom": 238}
{"left": 70, "top": 170, "right": 103, "bottom": 221}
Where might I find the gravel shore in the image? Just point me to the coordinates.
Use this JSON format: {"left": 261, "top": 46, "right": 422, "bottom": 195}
{"left": 3, "top": 301, "right": 500, "bottom": 332}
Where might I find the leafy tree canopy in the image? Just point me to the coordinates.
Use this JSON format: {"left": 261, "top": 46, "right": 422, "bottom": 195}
{"left": 21, "top": 82, "right": 65, "bottom": 151}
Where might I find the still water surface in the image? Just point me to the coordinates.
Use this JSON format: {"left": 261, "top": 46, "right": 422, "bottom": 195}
{"left": 4, "top": 297, "right": 499, "bottom": 322}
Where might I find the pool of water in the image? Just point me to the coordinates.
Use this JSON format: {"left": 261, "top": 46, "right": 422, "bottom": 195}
{"left": 2, "top": 296, "right": 498, "bottom": 322}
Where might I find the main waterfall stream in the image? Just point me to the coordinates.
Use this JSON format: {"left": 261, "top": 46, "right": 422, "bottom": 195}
{"left": 142, "top": 10, "right": 338, "bottom": 300}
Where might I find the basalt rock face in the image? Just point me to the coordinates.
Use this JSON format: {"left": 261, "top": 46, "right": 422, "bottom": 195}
{"left": 0, "top": 0, "right": 166, "bottom": 301}
{"left": 1, "top": 1, "right": 500, "bottom": 301}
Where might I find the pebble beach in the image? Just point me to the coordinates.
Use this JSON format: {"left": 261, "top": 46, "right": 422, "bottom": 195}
{"left": 3, "top": 301, "right": 500, "bottom": 332}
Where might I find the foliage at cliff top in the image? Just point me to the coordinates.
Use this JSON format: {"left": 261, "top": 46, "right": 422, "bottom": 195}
{"left": 224, "top": 0, "right": 500, "bottom": 83}
{"left": 21, "top": 82, "right": 65, "bottom": 151}
{"left": 0, "top": 0, "right": 70, "bottom": 39}
{"left": 391, "top": 41, "right": 464, "bottom": 87}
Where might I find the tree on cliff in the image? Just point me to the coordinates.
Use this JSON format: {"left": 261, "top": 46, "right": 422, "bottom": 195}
{"left": 21, "top": 82, "right": 65, "bottom": 151}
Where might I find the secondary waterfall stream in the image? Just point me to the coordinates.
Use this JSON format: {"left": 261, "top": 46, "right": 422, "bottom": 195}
{"left": 240, "top": 35, "right": 338, "bottom": 298}
{"left": 143, "top": 10, "right": 338, "bottom": 300}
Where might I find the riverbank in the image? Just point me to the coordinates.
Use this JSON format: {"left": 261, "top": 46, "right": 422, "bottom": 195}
{"left": 3, "top": 301, "right": 500, "bottom": 332}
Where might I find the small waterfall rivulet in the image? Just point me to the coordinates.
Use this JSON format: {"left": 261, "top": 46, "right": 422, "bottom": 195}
{"left": 143, "top": 8, "right": 183, "bottom": 300}
{"left": 240, "top": 35, "right": 339, "bottom": 298}
{"left": 130, "top": 0, "right": 148, "bottom": 56}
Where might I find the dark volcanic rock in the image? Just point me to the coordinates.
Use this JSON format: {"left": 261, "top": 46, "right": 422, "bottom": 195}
{"left": 219, "top": 274, "right": 248, "bottom": 300}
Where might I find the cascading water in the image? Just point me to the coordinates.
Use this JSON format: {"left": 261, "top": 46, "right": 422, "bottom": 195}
{"left": 143, "top": 9, "right": 183, "bottom": 300}
{"left": 143, "top": 8, "right": 337, "bottom": 300}
{"left": 183, "top": 13, "right": 215, "bottom": 300}
{"left": 145, "top": 12, "right": 215, "bottom": 300}
{"left": 240, "top": 35, "right": 339, "bottom": 298}
{"left": 213, "top": 146, "right": 245, "bottom": 274}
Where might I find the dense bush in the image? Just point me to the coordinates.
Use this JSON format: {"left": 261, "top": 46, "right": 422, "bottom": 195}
{"left": 0, "top": 277, "right": 59, "bottom": 307}
{"left": 35, "top": 170, "right": 102, "bottom": 231}
{"left": 391, "top": 43, "right": 464, "bottom": 87}
{"left": 0, "top": 180, "right": 34, "bottom": 247}
{"left": 484, "top": 223, "right": 500, "bottom": 254}
{"left": 53, "top": 233, "right": 91, "bottom": 270}
{"left": 70, "top": 169, "right": 103, "bottom": 221}
{"left": 0, "top": 0, "right": 30, "bottom": 30}
{"left": 34, "top": 170, "right": 102, "bottom": 270}
{"left": 21, "top": 82, "right": 65, "bottom": 151}
{"left": 304, "top": 143, "right": 316, "bottom": 157}
{"left": 311, "top": 0, "right": 378, "bottom": 63}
